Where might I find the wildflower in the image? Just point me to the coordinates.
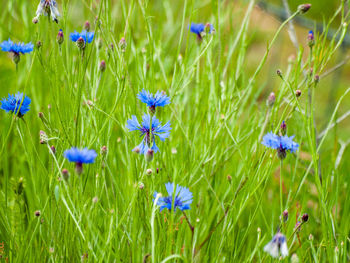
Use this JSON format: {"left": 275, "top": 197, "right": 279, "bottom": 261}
{"left": 264, "top": 232, "right": 289, "bottom": 258}
{"left": 137, "top": 89, "right": 171, "bottom": 113}
{"left": 64, "top": 147, "right": 97, "bottom": 174}
{"left": 0, "top": 39, "right": 34, "bottom": 64}
{"left": 153, "top": 182, "right": 193, "bottom": 212}
{"left": 189, "top": 22, "right": 215, "bottom": 40}
{"left": 1, "top": 92, "right": 31, "bottom": 117}
{"left": 34, "top": 0, "right": 60, "bottom": 23}
{"left": 308, "top": 30, "right": 314, "bottom": 47}
{"left": 57, "top": 29, "right": 64, "bottom": 45}
{"left": 69, "top": 30, "right": 94, "bottom": 49}
{"left": 126, "top": 114, "right": 171, "bottom": 155}
{"left": 262, "top": 131, "right": 299, "bottom": 160}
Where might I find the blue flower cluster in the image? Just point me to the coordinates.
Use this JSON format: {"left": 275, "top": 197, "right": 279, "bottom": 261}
{"left": 0, "top": 92, "right": 31, "bottom": 117}
{"left": 0, "top": 39, "right": 34, "bottom": 54}
{"left": 189, "top": 22, "right": 215, "bottom": 40}
{"left": 154, "top": 182, "right": 193, "bottom": 212}
{"left": 126, "top": 90, "right": 171, "bottom": 159}
{"left": 69, "top": 30, "right": 94, "bottom": 44}
{"left": 262, "top": 131, "right": 299, "bottom": 159}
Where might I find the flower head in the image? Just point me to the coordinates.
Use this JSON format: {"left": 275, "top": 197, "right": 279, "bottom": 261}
{"left": 69, "top": 30, "right": 94, "bottom": 44}
{"left": 153, "top": 182, "right": 193, "bottom": 211}
{"left": 264, "top": 232, "right": 288, "bottom": 258}
{"left": 1, "top": 39, "right": 34, "bottom": 54}
{"left": 262, "top": 132, "right": 299, "bottom": 159}
{"left": 1, "top": 92, "right": 31, "bottom": 117}
{"left": 189, "top": 23, "right": 215, "bottom": 40}
{"left": 64, "top": 147, "right": 97, "bottom": 164}
{"left": 137, "top": 89, "right": 170, "bottom": 113}
{"left": 34, "top": 0, "right": 60, "bottom": 23}
{"left": 126, "top": 114, "right": 171, "bottom": 155}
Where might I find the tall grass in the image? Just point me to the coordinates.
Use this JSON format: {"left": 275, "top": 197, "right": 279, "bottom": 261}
{"left": 0, "top": 0, "right": 349, "bottom": 262}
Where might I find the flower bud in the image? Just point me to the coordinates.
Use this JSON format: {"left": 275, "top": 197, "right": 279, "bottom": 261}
{"left": 227, "top": 175, "right": 232, "bottom": 182}
{"left": 36, "top": 41, "right": 42, "bottom": 49}
{"left": 34, "top": 210, "right": 41, "bottom": 217}
{"left": 32, "top": 17, "right": 39, "bottom": 24}
{"left": 145, "top": 149, "right": 154, "bottom": 162}
{"left": 146, "top": 169, "right": 152, "bottom": 175}
{"left": 308, "top": 30, "right": 315, "bottom": 47}
{"left": 295, "top": 90, "right": 302, "bottom": 97}
{"left": 308, "top": 234, "right": 314, "bottom": 241}
{"left": 13, "top": 52, "right": 20, "bottom": 64}
{"left": 282, "top": 209, "right": 288, "bottom": 222}
{"left": 101, "top": 145, "right": 107, "bottom": 155}
{"left": 57, "top": 29, "right": 64, "bottom": 45}
{"left": 76, "top": 37, "right": 85, "bottom": 50}
{"left": 280, "top": 121, "right": 287, "bottom": 136}
{"left": 40, "top": 130, "right": 48, "bottom": 144}
{"left": 38, "top": 112, "right": 44, "bottom": 119}
{"left": 62, "top": 168, "right": 69, "bottom": 181}
{"left": 314, "top": 75, "right": 319, "bottom": 83}
{"left": 267, "top": 92, "right": 275, "bottom": 107}
{"left": 97, "top": 38, "right": 103, "bottom": 49}
{"left": 298, "top": 4, "right": 311, "bottom": 14}
{"left": 92, "top": 196, "right": 98, "bottom": 203}
{"left": 301, "top": 213, "right": 309, "bottom": 222}
{"left": 50, "top": 145, "right": 56, "bottom": 155}
{"left": 84, "top": 21, "right": 91, "bottom": 32}
{"left": 99, "top": 60, "right": 106, "bottom": 72}
{"left": 119, "top": 37, "right": 126, "bottom": 52}
{"left": 276, "top": 69, "right": 282, "bottom": 77}
{"left": 139, "top": 182, "right": 144, "bottom": 189}
{"left": 17, "top": 177, "right": 24, "bottom": 195}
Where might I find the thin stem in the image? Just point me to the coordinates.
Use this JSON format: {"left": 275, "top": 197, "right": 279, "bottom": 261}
{"left": 280, "top": 160, "right": 283, "bottom": 216}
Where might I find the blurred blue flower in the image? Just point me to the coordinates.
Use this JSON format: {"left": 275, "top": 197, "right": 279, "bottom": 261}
{"left": 34, "top": 0, "right": 60, "bottom": 23}
{"left": 126, "top": 114, "right": 171, "bottom": 154}
{"left": 137, "top": 89, "right": 170, "bottom": 110}
{"left": 64, "top": 147, "right": 97, "bottom": 164}
{"left": 153, "top": 182, "right": 193, "bottom": 212}
{"left": 1, "top": 92, "right": 31, "bottom": 117}
{"left": 264, "top": 232, "right": 288, "bottom": 258}
{"left": 0, "top": 39, "right": 34, "bottom": 54}
{"left": 69, "top": 30, "right": 94, "bottom": 43}
{"left": 189, "top": 23, "right": 215, "bottom": 39}
{"left": 262, "top": 132, "right": 299, "bottom": 153}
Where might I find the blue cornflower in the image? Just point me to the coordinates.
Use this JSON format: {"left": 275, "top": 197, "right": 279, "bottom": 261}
{"left": 264, "top": 232, "right": 288, "bottom": 258}
{"left": 1, "top": 92, "right": 31, "bottom": 117}
{"left": 262, "top": 132, "right": 299, "bottom": 159}
{"left": 126, "top": 114, "right": 171, "bottom": 155}
{"left": 308, "top": 30, "right": 315, "bottom": 47}
{"left": 0, "top": 39, "right": 34, "bottom": 64}
{"left": 153, "top": 182, "right": 193, "bottom": 212}
{"left": 70, "top": 30, "right": 94, "bottom": 45}
{"left": 64, "top": 147, "right": 97, "bottom": 174}
{"left": 189, "top": 23, "right": 215, "bottom": 40}
{"left": 137, "top": 89, "right": 170, "bottom": 112}
{"left": 34, "top": 0, "right": 60, "bottom": 23}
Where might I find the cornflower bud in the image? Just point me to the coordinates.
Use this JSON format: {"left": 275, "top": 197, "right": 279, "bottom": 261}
{"left": 267, "top": 92, "right": 275, "bottom": 107}
{"left": 99, "top": 60, "right": 106, "bottom": 72}
{"left": 84, "top": 21, "right": 91, "bottom": 32}
{"left": 295, "top": 90, "right": 302, "bottom": 97}
{"left": 57, "top": 29, "right": 64, "bottom": 45}
{"left": 76, "top": 37, "right": 85, "bottom": 50}
{"left": 298, "top": 4, "right": 311, "bottom": 14}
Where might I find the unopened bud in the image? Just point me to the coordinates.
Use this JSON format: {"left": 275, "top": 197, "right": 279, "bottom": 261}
{"left": 267, "top": 92, "right": 275, "bottom": 107}
{"left": 13, "top": 52, "right": 20, "bottom": 64}
{"left": 146, "top": 169, "right": 152, "bottom": 175}
{"left": 301, "top": 213, "right": 309, "bottom": 222}
{"left": 276, "top": 69, "right": 282, "bottom": 77}
{"left": 101, "top": 145, "right": 107, "bottom": 155}
{"left": 308, "top": 30, "right": 315, "bottom": 47}
{"left": 295, "top": 90, "right": 302, "bottom": 97}
{"left": 34, "top": 210, "right": 41, "bottom": 217}
{"left": 314, "top": 75, "right": 319, "bottom": 83}
{"left": 139, "top": 182, "right": 144, "bottom": 189}
{"left": 50, "top": 145, "right": 56, "bottom": 154}
{"left": 283, "top": 209, "right": 288, "bottom": 222}
{"left": 57, "top": 29, "right": 64, "bottom": 45}
{"left": 40, "top": 130, "right": 48, "bottom": 144}
{"left": 97, "top": 38, "right": 103, "bottom": 49}
{"left": 99, "top": 60, "right": 106, "bottom": 72}
{"left": 32, "top": 17, "right": 39, "bottom": 24}
{"left": 227, "top": 175, "right": 232, "bottom": 182}
{"left": 309, "top": 234, "right": 314, "bottom": 241}
{"left": 156, "top": 168, "right": 159, "bottom": 173}
{"left": 62, "top": 169, "right": 69, "bottom": 181}
{"left": 76, "top": 37, "right": 85, "bottom": 50}
{"left": 119, "top": 37, "right": 126, "bottom": 52}
{"left": 84, "top": 21, "right": 91, "bottom": 32}
{"left": 280, "top": 121, "right": 287, "bottom": 136}
{"left": 38, "top": 112, "right": 44, "bottom": 119}
{"left": 145, "top": 149, "right": 154, "bottom": 162}
{"left": 92, "top": 196, "right": 98, "bottom": 203}
{"left": 298, "top": 4, "right": 311, "bottom": 14}
{"left": 36, "top": 41, "right": 42, "bottom": 49}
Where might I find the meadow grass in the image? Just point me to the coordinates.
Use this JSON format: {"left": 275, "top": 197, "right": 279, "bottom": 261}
{"left": 0, "top": 0, "right": 350, "bottom": 262}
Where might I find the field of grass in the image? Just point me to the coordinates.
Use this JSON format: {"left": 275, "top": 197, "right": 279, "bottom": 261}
{"left": 0, "top": 0, "right": 350, "bottom": 262}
